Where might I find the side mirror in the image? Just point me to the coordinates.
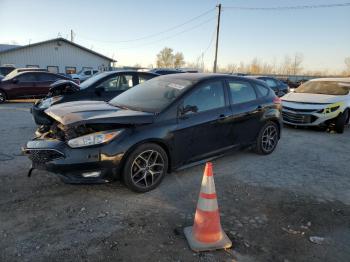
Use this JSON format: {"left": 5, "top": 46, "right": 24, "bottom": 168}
{"left": 12, "top": 78, "right": 19, "bottom": 84}
{"left": 95, "top": 86, "right": 104, "bottom": 96}
{"left": 180, "top": 105, "right": 198, "bottom": 116}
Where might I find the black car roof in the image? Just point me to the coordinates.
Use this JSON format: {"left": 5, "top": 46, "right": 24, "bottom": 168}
{"left": 156, "top": 73, "right": 263, "bottom": 84}
{"left": 98, "top": 70, "right": 159, "bottom": 77}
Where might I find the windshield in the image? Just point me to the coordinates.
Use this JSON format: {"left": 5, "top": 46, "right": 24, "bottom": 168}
{"left": 109, "top": 76, "right": 193, "bottom": 113}
{"left": 79, "top": 72, "right": 110, "bottom": 89}
{"left": 3, "top": 70, "right": 19, "bottom": 80}
{"left": 296, "top": 81, "right": 350, "bottom": 95}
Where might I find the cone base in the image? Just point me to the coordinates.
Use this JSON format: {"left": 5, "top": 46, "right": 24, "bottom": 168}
{"left": 184, "top": 226, "right": 232, "bottom": 252}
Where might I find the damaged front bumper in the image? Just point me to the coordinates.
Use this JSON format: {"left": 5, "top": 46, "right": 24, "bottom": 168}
{"left": 22, "top": 139, "right": 125, "bottom": 184}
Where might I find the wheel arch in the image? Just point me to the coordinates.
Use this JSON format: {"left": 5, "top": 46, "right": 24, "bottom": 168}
{"left": 120, "top": 138, "right": 172, "bottom": 173}
{"left": 0, "top": 88, "right": 7, "bottom": 99}
{"left": 269, "top": 118, "right": 282, "bottom": 138}
{"left": 261, "top": 108, "right": 282, "bottom": 139}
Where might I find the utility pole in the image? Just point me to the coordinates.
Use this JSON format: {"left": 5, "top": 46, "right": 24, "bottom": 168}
{"left": 70, "top": 29, "right": 74, "bottom": 42}
{"left": 213, "top": 3, "right": 221, "bottom": 73}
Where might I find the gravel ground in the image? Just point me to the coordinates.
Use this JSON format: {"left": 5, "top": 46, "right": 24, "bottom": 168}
{"left": 0, "top": 101, "right": 349, "bottom": 262}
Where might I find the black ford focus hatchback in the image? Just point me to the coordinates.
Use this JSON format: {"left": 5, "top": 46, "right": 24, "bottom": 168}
{"left": 23, "top": 74, "right": 282, "bottom": 192}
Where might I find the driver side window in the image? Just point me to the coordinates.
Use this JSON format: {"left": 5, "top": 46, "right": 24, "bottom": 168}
{"left": 17, "top": 73, "right": 37, "bottom": 82}
{"left": 183, "top": 81, "right": 225, "bottom": 114}
{"left": 100, "top": 74, "right": 134, "bottom": 92}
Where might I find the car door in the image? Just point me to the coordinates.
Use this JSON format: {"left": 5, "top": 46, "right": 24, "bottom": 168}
{"left": 12, "top": 73, "right": 38, "bottom": 98}
{"left": 173, "top": 79, "right": 232, "bottom": 165}
{"left": 94, "top": 72, "right": 137, "bottom": 101}
{"left": 227, "top": 79, "right": 264, "bottom": 144}
{"left": 35, "top": 73, "right": 60, "bottom": 97}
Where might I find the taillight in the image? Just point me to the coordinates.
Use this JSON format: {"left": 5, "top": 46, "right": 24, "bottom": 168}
{"left": 273, "top": 97, "right": 282, "bottom": 104}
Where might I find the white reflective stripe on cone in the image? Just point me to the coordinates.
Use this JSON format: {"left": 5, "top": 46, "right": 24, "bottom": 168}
{"left": 200, "top": 175, "right": 216, "bottom": 194}
{"left": 197, "top": 197, "right": 219, "bottom": 211}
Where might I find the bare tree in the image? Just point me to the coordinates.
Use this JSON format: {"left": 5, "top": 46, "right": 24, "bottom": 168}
{"left": 226, "top": 64, "right": 238, "bottom": 73}
{"left": 174, "top": 52, "right": 185, "bottom": 68}
{"left": 345, "top": 57, "right": 350, "bottom": 75}
{"left": 279, "top": 55, "right": 292, "bottom": 75}
{"left": 156, "top": 47, "right": 174, "bottom": 68}
{"left": 291, "top": 53, "right": 304, "bottom": 76}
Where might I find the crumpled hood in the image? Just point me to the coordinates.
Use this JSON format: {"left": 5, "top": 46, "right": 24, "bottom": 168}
{"left": 47, "top": 80, "right": 80, "bottom": 97}
{"left": 45, "top": 100, "right": 155, "bottom": 126}
{"left": 281, "top": 92, "right": 344, "bottom": 104}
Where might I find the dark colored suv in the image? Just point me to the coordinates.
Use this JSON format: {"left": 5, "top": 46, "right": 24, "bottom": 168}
{"left": 249, "top": 76, "right": 290, "bottom": 97}
{"left": 24, "top": 73, "right": 282, "bottom": 192}
{"left": 0, "top": 71, "right": 71, "bottom": 102}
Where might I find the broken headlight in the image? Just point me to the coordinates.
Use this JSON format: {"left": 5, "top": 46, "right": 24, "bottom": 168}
{"left": 67, "top": 130, "right": 123, "bottom": 148}
{"left": 317, "top": 103, "right": 342, "bottom": 114}
{"left": 39, "top": 96, "right": 63, "bottom": 109}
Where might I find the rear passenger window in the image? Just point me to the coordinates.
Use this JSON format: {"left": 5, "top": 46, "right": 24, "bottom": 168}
{"left": 228, "top": 81, "right": 257, "bottom": 104}
{"left": 255, "top": 84, "right": 269, "bottom": 97}
{"left": 37, "top": 73, "right": 58, "bottom": 81}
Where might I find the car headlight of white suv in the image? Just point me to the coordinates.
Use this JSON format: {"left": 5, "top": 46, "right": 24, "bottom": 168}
{"left": 317, "top": 102, "right": 343, "bottom": 114}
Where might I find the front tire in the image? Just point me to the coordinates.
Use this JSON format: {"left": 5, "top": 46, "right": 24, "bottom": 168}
{"left": 254, "top": 121, "right": 279, "bottom": 155}
{"left": 122, "top": 143, "right": 168, "bottom": 193}
{"left": 334, "top": 109, "right": 349, "bottom": 134}
{"left": 0, "top": 90, "right": 6, "bottom": 103}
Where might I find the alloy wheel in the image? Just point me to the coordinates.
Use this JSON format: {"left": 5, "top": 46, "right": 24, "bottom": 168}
{"left": 131, "top": 150, "right": 165, "bottom": 188}
{"left": 261, "top": 125, "right": 278, "bottom": 152}
{"left": 0, "top": 92, "right": 5, "bottom": 103}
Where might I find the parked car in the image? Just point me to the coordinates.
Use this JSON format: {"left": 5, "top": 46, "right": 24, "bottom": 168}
{"left": 248, "top": 76, "right": 289, "bottom": 97}
{"left": 0, "top": 71, "right": 72, "bottom": 103}
{"left": 70, "top": 68, "right": 99, "bottom": 82}
{"left": 4, "top": 68, "right": 47, "bottom": 80}
{"left": 149, "top": 68, "right": 185, "bottom": 75}
{"left": 31, "top": 70, "right": 159, "bottom": 127}
{"left": 23, "top": 73, "right": 282, "bottom": 192}
{"left": 0, "top": 65, "right": 16, "bottom": 76}
{"left": 281, "top": 78, "right": 350, "bottom": 133}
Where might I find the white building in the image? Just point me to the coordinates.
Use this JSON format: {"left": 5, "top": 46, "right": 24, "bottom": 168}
{"left": 0, "top": 38, "right": 116, "bottom": 74}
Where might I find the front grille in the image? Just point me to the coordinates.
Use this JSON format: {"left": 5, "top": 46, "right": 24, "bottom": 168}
{"left": 282, "top": 106, "right": 318, "bottom": 113}
{"left": 26, "top": 149, "right": 64, "bottom": 164}
{"left": 282, "top": 110, "right": 317, "bottom": 124}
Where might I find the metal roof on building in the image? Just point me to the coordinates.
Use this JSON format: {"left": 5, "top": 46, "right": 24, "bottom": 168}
{"left": 0, "top": 38, "right": 116, "bottom": 62}
{"left": 0, "top": 44, "right": 21, "bottom": 52}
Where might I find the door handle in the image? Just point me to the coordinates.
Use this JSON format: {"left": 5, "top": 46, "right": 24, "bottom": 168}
{"left": 218, "top": 114, "right": 227, "bottom": 119}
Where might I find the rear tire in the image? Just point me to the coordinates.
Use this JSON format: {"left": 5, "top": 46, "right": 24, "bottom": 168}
{"left": 122, "top": 143, "right": 168, "bottom": 193}
{"left": 334, "top": 109, "right": 349, "bottom": 134}
{"left": 0, "top": 90, "right": 6, "bottom": 103}
{"left": 254, "top": 121, "right": 279, "bottom": 155}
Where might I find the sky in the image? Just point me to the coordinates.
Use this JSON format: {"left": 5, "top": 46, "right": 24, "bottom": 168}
{"left": 0, "top": 0, "right": 349, "bottom": 72}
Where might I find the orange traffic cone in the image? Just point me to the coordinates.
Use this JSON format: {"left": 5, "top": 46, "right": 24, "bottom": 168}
{"left": 184, "top": 162, "right": 232, "bottom": 252}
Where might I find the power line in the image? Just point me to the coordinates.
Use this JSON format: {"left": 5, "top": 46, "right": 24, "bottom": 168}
{"left": 224, "top": 3, "right": 350, "bottom": 11}
{"left": 117, "top": 16, "right": 216, "bottom": 50}
{"left": 78, "top": 7, "right": 215, "bottom": 44}
{"left": 202, "top": 28, "right": 216, "bottom": 57}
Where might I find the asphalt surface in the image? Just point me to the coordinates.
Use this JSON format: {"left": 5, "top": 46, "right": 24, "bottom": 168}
{"left": 0, "top": 101, "right": 349, "bottom": 262}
